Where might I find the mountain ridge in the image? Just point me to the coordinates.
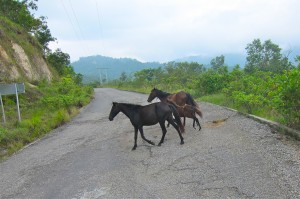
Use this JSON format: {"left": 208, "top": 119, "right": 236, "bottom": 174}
{"left": 71, "top": 54, "right": 247, "bottom": 82}
{"left": 72, "top": 55, "right": 162, "bottom": 83}
{"left": 72, "top": 48, "right": 300, "bottom": 82}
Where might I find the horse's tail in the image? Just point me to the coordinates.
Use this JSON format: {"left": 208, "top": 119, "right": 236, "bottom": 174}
{"left": 195, "top": 107, "right": 203, "bottom": 118}
{"left": 186, "top": 93, "right": 199, "bottom": 108}
{"left": 168, "top": 104, "right": 185, "bottom": 134}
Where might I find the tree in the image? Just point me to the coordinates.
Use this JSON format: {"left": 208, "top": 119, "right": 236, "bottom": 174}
{"left": 134, "top": 68, "right": 156, "bottom": 82}
{"left": 0, "top": 0, "right": 56, "bottom": 54}
{"left": 296, "top": 56, "right": 300, "bottom": 69}
{"left": 0, "top": 0, "right": 40, "bottom": 32}
{"left": 46, "top": 49, "right": 71, "bottom": 75}
{"left": 34, "top": 16, "right": 56, "bottom": 53}
{"left": 210, "top": 55, "right": 225, "bottom": 71}
{"left": 245, "top": 39, "right": 291, "bottom": 74}
{"left": 119, "top": 72, "right": 127, "bottom": 82}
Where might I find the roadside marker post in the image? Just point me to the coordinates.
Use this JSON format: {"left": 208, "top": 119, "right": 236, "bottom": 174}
{"left": 0, "top": 93, "right": 6, "bottom": 124}
{"left": 0, "top": 83, "right": 25, "bottom": 123}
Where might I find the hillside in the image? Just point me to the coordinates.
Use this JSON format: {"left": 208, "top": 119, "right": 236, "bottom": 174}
{"left": 0, "top": 17, "right": 53, "bottom": 83}
{"left": 72, "top": 55, "right": 162, "bottom": 82}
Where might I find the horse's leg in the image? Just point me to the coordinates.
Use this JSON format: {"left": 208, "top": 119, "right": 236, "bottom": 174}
{"left": 167, "top": 117, "right": 184, "bottom": 145}
{"left": 192, "top": 117, "right": 197, "bottom": 129}
{"left": 132, "top": 127, "right": 138, "bottom": 150}
{"left": 195, "top": 117, "right": 201, "bottom": 131}
{"left": 183, "top": 116, "right": 186, "bottom": 126}
{"left": 167, "top": 121, "right": 170, "bottom": 128}
{"left": 158, "top": 121, "right": 167, "bottom": 146}
{"left": 139, "top": 127, "right": 155, "bottom": 146}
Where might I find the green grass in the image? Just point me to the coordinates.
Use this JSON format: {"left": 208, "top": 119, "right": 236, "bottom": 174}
{"left": 198, "top": 93, "right": 229, "bottom": 106}
{"left": 198, "top": 93, "right": 285, "bottom": 126}
{"left": 0, "top": 80, "right": 93, "bottom": 161}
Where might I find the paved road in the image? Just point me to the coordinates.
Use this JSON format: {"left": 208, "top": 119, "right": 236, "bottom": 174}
{"left": 1, "top": 88, "right": 300, "bottom": 199}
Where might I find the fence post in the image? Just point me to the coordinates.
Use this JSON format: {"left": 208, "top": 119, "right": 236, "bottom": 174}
{"left": 15, "top": 84, "right": 21, "bottom": 122}
{"left": 0, "top": 93, "right": 6, "bottom": 124}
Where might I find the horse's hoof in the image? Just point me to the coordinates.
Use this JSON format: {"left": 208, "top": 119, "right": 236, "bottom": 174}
{"left": 158, "top": 143, "right": 162, "bottom": 146}
{"left": 132, "top": 146, "right": 137, "bottom": 150}
{"left": 149, "top": 141, "right": 155, "bottom": 145}
{"left": 180, "top": 141, "right": 184, "bottom": 145}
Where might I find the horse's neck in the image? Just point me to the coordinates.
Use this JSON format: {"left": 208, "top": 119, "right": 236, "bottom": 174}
{"left": 157, "top": 91, "right": 170, "bottom": 101}
{"left": 120, "top": 105, "right": 137, "bottom": 120}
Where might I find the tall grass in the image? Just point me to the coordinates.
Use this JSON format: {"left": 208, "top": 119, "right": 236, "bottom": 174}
{"left": 0, "top": 78, "right": 93, "bottom": 160}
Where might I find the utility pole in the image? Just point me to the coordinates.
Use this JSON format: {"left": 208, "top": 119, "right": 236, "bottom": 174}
{"left": 97, "top": 68, "right": 109, "bottom": 84}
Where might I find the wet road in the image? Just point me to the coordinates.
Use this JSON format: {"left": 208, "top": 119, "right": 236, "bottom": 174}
{"left": 1, "top": 88, "right": 300, "bottom": 199}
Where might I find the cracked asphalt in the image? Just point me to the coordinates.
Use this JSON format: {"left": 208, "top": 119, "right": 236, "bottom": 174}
{"left": 1, "top": 88, "right": 300, "bottom": 199}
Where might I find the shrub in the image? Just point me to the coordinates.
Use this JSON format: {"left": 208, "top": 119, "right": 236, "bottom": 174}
{"left": 269, "top": 69, "right": 300, "bottom": 128}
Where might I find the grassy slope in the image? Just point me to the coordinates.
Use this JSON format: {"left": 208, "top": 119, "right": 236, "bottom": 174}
{"left": 0, "top": 81, "right": 93, "bottom": 160}
{"left": 0, "top": 17, "right": 94, "bottom": 160}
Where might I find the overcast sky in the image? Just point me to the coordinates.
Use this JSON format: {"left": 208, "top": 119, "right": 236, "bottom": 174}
{"left": 34, "top": 0, "right": 300, "bottom": 62}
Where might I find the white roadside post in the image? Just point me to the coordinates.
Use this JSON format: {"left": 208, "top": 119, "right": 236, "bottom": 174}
{"left": 0, "top": 93, "right": 6, "bottom": 124}
{"left": 15, "top": 83, "right": 21, "bottom": 122}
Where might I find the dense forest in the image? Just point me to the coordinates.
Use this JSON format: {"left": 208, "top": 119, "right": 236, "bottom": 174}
{"left": 0, "top": 0, "right": 93, "bottom": 159}
{"left": 110, "top": 39, "right": 300, "bottom": 131}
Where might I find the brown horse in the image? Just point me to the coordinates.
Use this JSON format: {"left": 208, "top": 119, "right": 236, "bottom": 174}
{"left": 109, "top": 102, "right": 185, "bottom": 150}
{"left": 168, "top": 103, "right": 203, "bottom": 131}
{"left": 147, "top": 88, "right": 199, "bottom": 108}
{"left": 147, "top": 88, "right": 203, "bottom": 130}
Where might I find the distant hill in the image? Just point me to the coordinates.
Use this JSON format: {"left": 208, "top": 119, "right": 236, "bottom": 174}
{"left": 72, "top": 55, "right": 162, "bottom": 82}
{"left": 71, "top": 54, "right": 246, "bottom": 83}
{"left": 175, "top": 53, "right": 247, "bottom": 68}
{"left": 73, "top": 49, "right": 300, "bottom": 83}
{"left": 175, "top": 49, "right": 300, "bottom": 69}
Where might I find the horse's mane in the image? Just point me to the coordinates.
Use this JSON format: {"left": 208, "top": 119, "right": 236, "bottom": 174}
{"left": 118, "top": 102, "right": 142, "bottom": 110}
{"left": 155, "top": 89, "right": 171, "bottom": 98}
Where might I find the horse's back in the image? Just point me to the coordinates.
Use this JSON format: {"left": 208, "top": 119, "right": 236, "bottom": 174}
{"left": 138, "top": 103, "right": 165, "bottom": 125}
{"left": 152, "top": 102, "right": 173, "bottom": 117}
{"left": 169, "top": 91, "right": 187, "bottom": 106}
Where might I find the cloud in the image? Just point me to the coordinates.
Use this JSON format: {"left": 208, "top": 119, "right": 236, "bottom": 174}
{"left": 36, "top": 0, "right": 300, "bottom": 62}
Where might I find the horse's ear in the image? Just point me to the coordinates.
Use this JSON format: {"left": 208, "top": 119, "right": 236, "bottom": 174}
{"left": 112, "top": 102, "right": 117, "bottom": 106}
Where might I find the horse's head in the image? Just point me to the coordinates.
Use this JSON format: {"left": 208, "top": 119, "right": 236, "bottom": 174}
{"left": 109, "top": 102, "right": 121, "bottom": 121}
{"left": 147, "top": 88, "right": 158, "bottom": 102}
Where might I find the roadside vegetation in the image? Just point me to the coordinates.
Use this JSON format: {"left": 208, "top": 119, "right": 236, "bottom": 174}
{"left": 108, "top": 39, "right": 300, "bottom": 132}
{"left": 0, "top": 78, "right": 93, "bottom": 159}
{"left": 0, "top": 0, "right": 93, "bottom": 159}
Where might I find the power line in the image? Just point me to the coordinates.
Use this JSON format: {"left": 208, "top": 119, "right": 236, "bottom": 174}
{"left": 95, "top": 0, "right": 105, "bottom": 55}
{"left": 68, "top": 0, "right": 92, "bottom": 56}
{"left": 60, "top": 0, "right": 90, "bottom": 57}
{"left": 60, "top": 0, "right": 80, "bottom": 42}
{"left": 97, "top": 68, "right": 109, "bottom": 84}
{"left": 68, "top": 0, "right": 86, "bottom": 42}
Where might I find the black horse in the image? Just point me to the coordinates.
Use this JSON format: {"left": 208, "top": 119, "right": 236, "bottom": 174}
{"left": 109, "top": 102, "right": 185, "bottom": 150}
